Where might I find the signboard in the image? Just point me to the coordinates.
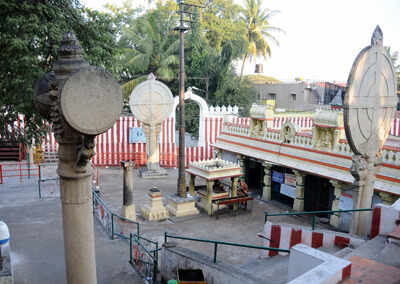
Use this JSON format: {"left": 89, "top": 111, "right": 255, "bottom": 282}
{"left": 280, "top": 184, "right": 296, "bottom": 199}
{"left": 285, "top": 174, "right": 297, "bottom": 187}
{"left": 339, "top": 193, "right": 353, "bottom": 210}
{"left": 129, "top": 127, "right": 146, "bottom": 143}
{"left": 272, "top": 171, "right": 284, "bottom": 184}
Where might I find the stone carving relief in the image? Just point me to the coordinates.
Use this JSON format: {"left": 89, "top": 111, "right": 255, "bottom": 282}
{"left": 280, "top": 121, "right": 297, "bottom": 143}
{"left": 250, "top": 119, "right": 264, "bottom": 137}
{"left": 312, "top": 108, "right": 343, "bottom": 151}
{"left": 312, "top": 126, "right": 339, "bottom": 151}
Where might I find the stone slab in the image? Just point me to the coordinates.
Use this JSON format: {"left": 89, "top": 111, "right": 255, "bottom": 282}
{"left": 139, "top": 168, "right": 168, "bottom": 179}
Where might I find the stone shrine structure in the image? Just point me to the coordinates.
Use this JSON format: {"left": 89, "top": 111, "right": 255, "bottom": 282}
{"left": 34, "top": 32, "right": 122, "bottom": 284}
{"left": 129, "top": 74, "right": 174, "bottom": 178}
{"left": 141, "top": 187, "right": 169, "bottom": 221}
{"left": 185, "top": 159, "right": 242, "bottom": 215}
{"left": 344, "top": 26, "right": 398, "bottom": 237}
{"left": 121, "top": 161, "right": 136, "bottom": 221}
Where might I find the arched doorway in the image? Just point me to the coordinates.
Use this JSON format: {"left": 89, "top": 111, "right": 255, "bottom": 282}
{"left": 170, "top": 88, "right": 209, "bottom": 147}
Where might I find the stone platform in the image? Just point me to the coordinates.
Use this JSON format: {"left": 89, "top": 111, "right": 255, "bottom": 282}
{"left": 141, "top": 189, "right": 169, "bottom": 221}
{"left": 166, "top": 194, "right": 199, "bottom": 217}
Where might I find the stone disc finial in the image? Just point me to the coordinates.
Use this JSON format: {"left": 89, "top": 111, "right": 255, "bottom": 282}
{"left": 344, "top": 26, "right": 397, "bottom": 157}
{"left": 129, "top": 74, "right": 174, "bottom": 125}
{"left": 60, "top": 67, "right": 123, "bottom": 135}
{"left": 371, "top": 25, "right": 383, "bottom": 46}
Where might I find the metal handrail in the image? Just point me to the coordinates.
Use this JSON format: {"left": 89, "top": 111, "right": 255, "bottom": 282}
{"left": 130, "top": 232, "right": 159, "bottom": 284}
{"left": 164, "top": 232, "right": 290, "bottom": 264}
{"left": 92, "top": 190, "right": 140, "bottom": 238}
{"left": 264, "top": 208, "right": 373, "bottom": 230}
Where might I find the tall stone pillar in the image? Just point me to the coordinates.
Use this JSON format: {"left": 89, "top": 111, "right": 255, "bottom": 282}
{"left": 329, "top": 180, "right": 345, "bottom": 228}
{"left": 34, "top": 32, "right": 122, "bottom": 284}
{"left": 262, "top": 162, "right": 273, "bottom": 201}
{"left": 121, "top": 161, "right": 136, "bottom": 221}
{"left": 379, "top": 192, "right": 398, "bottom": 205}
{"left": 59, "top": 135, "right": 97, "bottom": 284}
{"left": 293, "top": 170, "right": 305, "bottom": 211}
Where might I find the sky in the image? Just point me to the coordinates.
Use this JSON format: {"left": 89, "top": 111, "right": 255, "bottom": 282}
{"left": 81, "top": 0, "right": 400, "bottom": 82}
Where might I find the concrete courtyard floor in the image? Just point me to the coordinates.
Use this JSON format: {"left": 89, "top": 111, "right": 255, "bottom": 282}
{"left": 98, "top": 167, "right": 334, "bottom": 282}
{"left": 0, "top": 165, "right": 334, "bottom": 283}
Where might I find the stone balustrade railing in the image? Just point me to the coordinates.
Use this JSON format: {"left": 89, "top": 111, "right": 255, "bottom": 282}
{"left": 222, "top": 122, "right": 400, "bottom": 166}
{"left": 222, "top": 123, "right": 250, "bottom": 136}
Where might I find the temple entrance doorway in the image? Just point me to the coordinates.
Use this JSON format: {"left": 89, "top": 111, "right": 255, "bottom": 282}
{"left": 304, "top": 175, "right": 333, "bottom": 214}
{"left": 243, "top": 158, "right": 263, "bottom": 198}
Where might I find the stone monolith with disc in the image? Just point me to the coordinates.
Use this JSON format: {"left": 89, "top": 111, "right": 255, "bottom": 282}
{"left": 344, "top": 26, "right": 397, "bottom": 237}
{"left": 129, "top": 74, "right": 174, "bottom": 178}
{"left": 34, "top": 32, "right": 123, "bottom": 284}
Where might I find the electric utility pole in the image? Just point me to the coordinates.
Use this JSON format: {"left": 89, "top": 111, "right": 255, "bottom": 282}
{"left": 175, "top": 0, "right": 203, "bottom": 197}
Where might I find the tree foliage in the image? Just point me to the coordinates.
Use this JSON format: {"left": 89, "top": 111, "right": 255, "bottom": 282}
{"left": 0, "top": 0, "right": 118, "bottom": 145}
{"left": 239, "top": 0, "right": 283, "bottom": 79}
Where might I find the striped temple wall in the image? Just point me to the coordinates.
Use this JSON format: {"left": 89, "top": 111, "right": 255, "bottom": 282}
{"left": 4, "top": 114, "right": 400, "bottom": 166}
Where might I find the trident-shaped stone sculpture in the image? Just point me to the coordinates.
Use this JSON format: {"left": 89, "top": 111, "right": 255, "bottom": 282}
{"left": 344, "top": 26, "right": 397, "bottom": 237}
{"left": 35, "top": 32, "right": 122, "bottom": 283}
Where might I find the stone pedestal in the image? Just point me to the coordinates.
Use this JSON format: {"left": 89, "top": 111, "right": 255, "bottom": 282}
{"left": 293, "top": 170, "right": 305, "bottom": 212}
{"left": 166, "top": 194, "right": 199, "bottom": 217}
{"left": 262, "top": 163, "right": 273, "bottom": 201}
{"left": 141, "top": 188, "right": 169, "bottom": 221}
{"left": 329, "top": 180, "right": 345, "bottom": 228}
{"left": 122, "top": 205, "right": 136, "bottom": 221}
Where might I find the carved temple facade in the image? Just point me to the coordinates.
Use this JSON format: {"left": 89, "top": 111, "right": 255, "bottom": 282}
{"left": 214, "top": 104, "right": 400, "bottom": 230}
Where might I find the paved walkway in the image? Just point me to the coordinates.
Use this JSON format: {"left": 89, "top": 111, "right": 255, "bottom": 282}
{"left": 98, "top": 167, "right": 333, "bottom": 272}
{"left": 0, "top": 165, "right": 336, "bottom": 283}
{"left": 0, "top": 182, "right": 144, "bottom": 284}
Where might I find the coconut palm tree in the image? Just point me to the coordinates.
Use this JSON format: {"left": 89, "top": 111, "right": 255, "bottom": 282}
{"left": 119, "top": 10, "right": 179, "bottom": 98}
{"left": 239, "top": 0, "right": 283, "bottom": 80}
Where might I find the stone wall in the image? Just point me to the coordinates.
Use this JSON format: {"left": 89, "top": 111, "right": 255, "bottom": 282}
{"left": 161, "top": 245, "right": 266, "bottom": 284}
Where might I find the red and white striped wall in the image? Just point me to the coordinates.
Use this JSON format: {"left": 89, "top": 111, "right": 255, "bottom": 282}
{"left": 231, "top": 117, "right": 250, "bottom": 128}
{"left": 10, "top": 114, "right": 400, "bottom": 165}
{"left": 263, "top": 222, "right": 365, "bottom": 257}
{"left": 40, "top": 115, "right": 219, "bottom": 168}
{"left": 390, "top": 118, "right": 400, "bottom": 137}
{"left": 272, "top": 116, "right": 314, "bottom": 130}
{"left": 370, "top": 199, "right": 400, "bottom": 239}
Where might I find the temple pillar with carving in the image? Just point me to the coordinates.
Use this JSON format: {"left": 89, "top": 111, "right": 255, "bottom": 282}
{"left": 262, "top": 162, "right": 273, "bottom": 201}
{"left": 379, "top": 192, "right": 398, "bottom": 206}
{"left": 293, "top": 170, "right": 306, "bottom": 211}
{"left": 329, "top": 180, "right": 346, "bottom": 228}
